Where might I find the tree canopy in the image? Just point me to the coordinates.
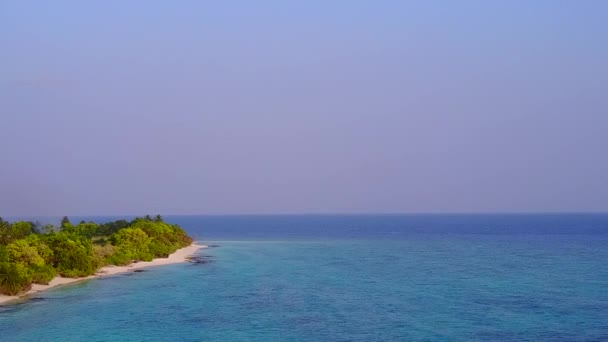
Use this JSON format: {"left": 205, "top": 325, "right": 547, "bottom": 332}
{"left": 0, "top": 216, "right": 193, "bottom": 295}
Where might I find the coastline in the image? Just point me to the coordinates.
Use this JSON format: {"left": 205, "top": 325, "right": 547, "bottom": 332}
{"left": 0, "top": 243, "right": 206, "bottom": 306}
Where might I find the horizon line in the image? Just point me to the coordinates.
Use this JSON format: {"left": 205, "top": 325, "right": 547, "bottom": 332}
{"left": 4, "top": 211, "right": 608, "bottom": 219}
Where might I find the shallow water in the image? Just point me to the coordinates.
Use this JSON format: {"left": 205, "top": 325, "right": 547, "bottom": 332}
{"left": 1, "top": 214, "right": 607, "bottom": 341}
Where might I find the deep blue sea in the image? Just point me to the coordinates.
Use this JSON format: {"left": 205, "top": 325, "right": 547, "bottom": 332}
{"left": 1, "top": 214, "right": 608, "bottom": 341}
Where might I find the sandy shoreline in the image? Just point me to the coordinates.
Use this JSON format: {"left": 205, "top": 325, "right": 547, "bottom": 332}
{"left": 0, "top": 243, "right": 205, "bottom": 306}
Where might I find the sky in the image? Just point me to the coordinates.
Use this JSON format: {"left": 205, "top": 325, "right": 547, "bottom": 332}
{"left": 1, "top": 1, "right": 607, "bottom": 216}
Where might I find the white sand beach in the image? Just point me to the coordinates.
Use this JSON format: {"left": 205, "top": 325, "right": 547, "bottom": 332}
{"left": 0, "top": 243, "right": 205, "bottom": 305}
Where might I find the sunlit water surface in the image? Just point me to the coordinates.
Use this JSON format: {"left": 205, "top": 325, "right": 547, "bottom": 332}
{"left": 1, "top": 214, "right": 607, "bottom": 341}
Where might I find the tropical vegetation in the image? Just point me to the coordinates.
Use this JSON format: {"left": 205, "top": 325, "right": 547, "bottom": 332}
{"left": 0, "top": 216, "right": 192, "bottom": 295}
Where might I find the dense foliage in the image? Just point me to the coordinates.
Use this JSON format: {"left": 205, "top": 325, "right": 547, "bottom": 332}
{"left": 0, "top": 216, "right": 193, "bottom": 295}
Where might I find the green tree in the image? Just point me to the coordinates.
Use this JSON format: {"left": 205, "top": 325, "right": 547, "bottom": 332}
{"left": 62, "top": 221, "right": 99, "bottom": 238}
{"left": 0, "top": 217, "right": 195, "bottom": 289}
{"left": 109, "top": 228, "right": 152, "bottom": 261}
{"left": 96, "top": 220, "right": 129, "bottom": 236}
{"left": 0, "top": 218, "right": 11, "bottom": 244}
{"left": 4, "top": 237, "right": 57, "bottom": 285}
{"left": 128, "top": 220, "right": 192, "bottom": 258}
{"left": 0, "top": 220, "right": 34, "bottom": 245}
{"left": 12, "top": 221, "right": 34, "bottom": 239}
{"left": 60, "top": 216, "right": 72, "bottom": 229}
{"left": 25, "top": 235, "right": 54, "bottom": 265}
{"left": 6, "top": 240, "right": 44, "bottom": 267}
{"left": 41, "top": 224, "right": 57, "bottom": 234}
{"left": 46, "top": 233, "right": 97, "bottom": 277}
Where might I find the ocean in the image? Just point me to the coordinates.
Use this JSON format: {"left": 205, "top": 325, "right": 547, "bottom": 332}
{"left": 1, "top": 214, "right": 607, "bottom": 341}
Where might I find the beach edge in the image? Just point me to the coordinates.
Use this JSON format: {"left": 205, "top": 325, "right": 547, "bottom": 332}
{"left": 0, "top": 242, "right": 206, "bottom": 306}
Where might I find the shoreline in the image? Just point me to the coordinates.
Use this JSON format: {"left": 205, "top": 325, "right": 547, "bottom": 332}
{"left": 0, "top": 243, "right": 206, "bottom": 306}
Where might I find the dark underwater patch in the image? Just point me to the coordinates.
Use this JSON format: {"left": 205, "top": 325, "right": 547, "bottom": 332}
{"left": 186, "top": 255, "right": 213, "bottom": 265}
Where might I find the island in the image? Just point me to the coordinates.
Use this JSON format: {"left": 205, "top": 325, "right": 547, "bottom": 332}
{"left": 0, "top": 215, "right": 203, "bottom": 304}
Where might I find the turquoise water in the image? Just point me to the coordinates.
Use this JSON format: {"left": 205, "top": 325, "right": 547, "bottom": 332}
{"left": 1, "top": 214, "right": 608, "bottom": 341}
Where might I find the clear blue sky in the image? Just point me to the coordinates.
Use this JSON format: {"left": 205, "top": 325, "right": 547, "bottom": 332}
{"left": 1, "top": 1, "right": 607, "bottom": 215}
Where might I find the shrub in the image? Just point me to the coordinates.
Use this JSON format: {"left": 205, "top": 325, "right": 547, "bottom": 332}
{"left": 7, "top": 240, "right": 44, "bottom": 267}
{"left": 0, "top": 246, "right": 8, "bottom": 263}
{"left": 25, "top": 235, "right": 54, "bottom": 265}
{"left": 148, "top": 240, "right": 174, "bottom": 258}
{"left": 108, "top": 228, "right": 152, "bottom": 262}
{"left": 105, "top": 250, "right": 133, "bottom": 266}
{"left": 46, "top": 233, "right": 97, "bottom": 277}
{"left": 62, "top": 221, "right": 99, "bottom": 239}
{"left": 0, "top": 220, "right": 34, "bottom": 245}
{"left": 129, "top": 220, "right": 193, "bottom": 258}
{"left": 0, "top": 217, "right": 194, "bottom": 284}
{"left": 93, "top": 244, "right": 117, "bottom": 267}
{"left": 0, "top": 262, "right": 33, "bottom": 295}
{"left": 31, "top": 264, "right": 57, "bottom": 285}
